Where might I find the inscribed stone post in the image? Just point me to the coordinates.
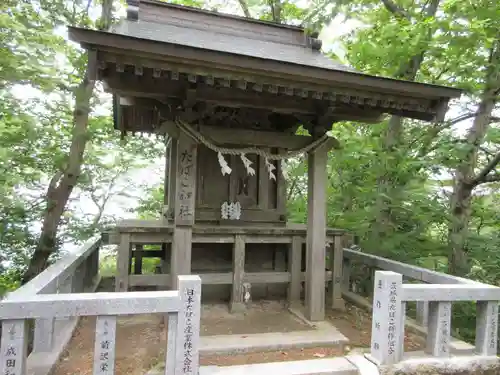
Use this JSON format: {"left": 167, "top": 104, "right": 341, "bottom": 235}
{"left": 93, "top": 315, "right": 117, "bottom": 375}
{"left": 475, "top": 301, "right": 499, "bottom": 356}
{"left": 426, "top": 301, "right": 452, "bottom": 357}
{"left": 175, "top": 275, "right": 201, "bottom": 375}
{"left": 0, "top": 320, "right": 28, "bottom": 375}
{"left": 370, "top": 271, "right": 403, "bottom": 365}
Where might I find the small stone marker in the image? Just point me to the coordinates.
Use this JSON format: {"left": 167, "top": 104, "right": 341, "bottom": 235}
{"left": 426, "top": 301, "right": 452, "bottom": 357}
{"left": 370, "top": 271, "right": 403, "bottom": 365}
{"left": 475, "top": 301, "right": 499, "bottom": 356}
{"left": 175, "top": 275, "right": 201, "bottom": 375}
{"left": 93, "top": 315, "right": 117, "bottom": 375}
{"left": 0, "top": 320, "right": 27, "bottom": 375}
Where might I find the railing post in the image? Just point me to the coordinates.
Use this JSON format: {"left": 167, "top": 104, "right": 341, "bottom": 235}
{"left": 331, "top": 235, "right": 345, "bottom": 310}
{"left": 85, "top": 246, "right": 100, "bottom": 289}
{"left": 0, "top": 319, "right": 28, "bottom": 375}
{"left": 342, "top": 258, "right": 351, "bottom": 292}
{"left": 475, "top": 301, "right": 498, "bottom": 356}
{"left": 370, "top": 271, "right": 404, "bottom": 365}
{"left": 416, "top": 301, "right": 429, "bottom": 328}
{"left": 33, "top": 318, "right": 55, "bottom": 353}
{"left": 174, "top": 275, "right": 201, "bottom": 375}
{"left": 426, "top": 301, "right": 452, "bottom": 357}
{"left": 58, "top": 274, "right": 73, "bottom": 294}
{"left": 72, "top": 261, "right": 86, "bottom": 293}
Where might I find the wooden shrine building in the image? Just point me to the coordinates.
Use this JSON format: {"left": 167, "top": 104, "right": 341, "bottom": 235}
{"left": 69, "top": 0, "right": 461, "bottom": 321}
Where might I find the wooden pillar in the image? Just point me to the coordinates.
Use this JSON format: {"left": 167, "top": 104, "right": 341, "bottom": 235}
{"left": 167, "top": 138, "right": 178, "bottom": 219}
{"left": 305, "top": 142, "right": 328, "bottom": 321}
{"left": 134, "top": 244, "right": 143, "bottom": 275}
{"left": 288, "top": 236, "right": 302, "bottom": 307}
{"left": 331, "top": 235, "right": 345, "bottom": 310}
{"left": 258, "top": 152, "right": 269, "bottom": 210}
{"left": 116, "top": 233, "right": 131, "bottom": 292}
{"left": 230, "top": 235, "right": 246, "bottom": 312}
{"left": 276, "top": 149, "right": 286, "bottom": 218}
{"left": 171, "top": 132, "right": 197, "bottom": 289}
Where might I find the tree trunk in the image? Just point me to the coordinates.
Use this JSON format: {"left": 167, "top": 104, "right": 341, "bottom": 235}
{"left": 447, "top": 95, "right": 498, "bottom": 276}
{"left": 374, "top": 0, "right": 440, "bottom": 245}
{"left": 22, "top": 0, "right": 114, "bottom": 284}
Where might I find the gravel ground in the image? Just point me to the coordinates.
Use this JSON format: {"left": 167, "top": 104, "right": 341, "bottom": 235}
{"left": 52, "top": 301, "right": 426, "bottom": 374}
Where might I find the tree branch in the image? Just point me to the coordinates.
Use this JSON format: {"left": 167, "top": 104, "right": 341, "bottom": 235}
{"left": 237, "top": 0, "right": 251, "bottom": 17}
{"left": 469, "top": 152, "right": 500, "bottom": 187}
{"left": 381, "top": 0, "right": 410, "bottom": 19}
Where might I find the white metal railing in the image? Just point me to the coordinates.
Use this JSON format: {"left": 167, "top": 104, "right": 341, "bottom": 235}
{"left": 0, "top": 275, "right": 201, "bottom": 375}
{"left": 369, "top": 270, "right": 499, "bottom": 366}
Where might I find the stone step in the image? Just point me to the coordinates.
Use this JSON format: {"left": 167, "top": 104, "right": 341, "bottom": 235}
{"left": 199, "top": 327, "right": 349, "bottom": 355}
{"left": 146, "top": 356, "right": 378, "bottom": 375}
{"left": 198, "top": 356, "right": 376, "bottom": 375}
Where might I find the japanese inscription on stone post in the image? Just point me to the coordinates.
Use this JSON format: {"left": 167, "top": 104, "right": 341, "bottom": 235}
{"left": 489, "top": 302, "right": 498, "bottom": 351}
{"left": 93, "top": 316, "right": 117, "bottom": 375}
{"left": 370, "top": 271, "right": 403, "bottom": 366}
{"left": 175, "top": 275, "right": 201, "bottom": 375}
{"left": 175, "top": 135, "right": 197, "bottom": 226}
{"left": 439, "top": 303, "right": 451, "bottom": 356}
{"left": 0, "top": 320, "right": 27, "bottom": 375}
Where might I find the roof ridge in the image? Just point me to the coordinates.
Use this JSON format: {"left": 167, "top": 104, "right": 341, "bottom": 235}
{"left": 135, "top": 0, "right": 305, "bottom": 31}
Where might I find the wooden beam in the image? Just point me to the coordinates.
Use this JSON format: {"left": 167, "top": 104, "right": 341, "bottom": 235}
{"left": 197, "top": 125, "right": 340, "bottom": 150}
{"left": 104, "top": 72, "right": 384, "bottom": 123}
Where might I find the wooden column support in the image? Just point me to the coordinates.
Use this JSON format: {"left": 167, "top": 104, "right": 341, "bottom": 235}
{"left": 171, "top": 132, "right": 197, "bottom": 289}
{"left": 230, "top": 235, "right": 246, "bottom": 313}
{"left": 305, "top": 140, "right": 329, "bottom": 321}
{"left": 134, "top": 244, "right": 144, "bottom": 275}
{"left": 167, "top": 138, "right": 178, "bottom": 219}
{"left": 116, "top": 233, "right": 131, "bottom": 292}
{"left": 288, "top": 236, "right": 302, "bottom": 307}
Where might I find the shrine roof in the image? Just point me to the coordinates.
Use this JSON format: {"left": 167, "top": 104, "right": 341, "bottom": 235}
{"left": 68, "top": 0, "right": 463, "bottom": 129}
{"left": 109, "top": 18, "right": 358, "bottom": 74}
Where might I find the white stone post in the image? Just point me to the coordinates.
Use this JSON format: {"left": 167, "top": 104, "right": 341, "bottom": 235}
{"left": 426, "top": 301, "right": 452, "bottom": 357}
{"left": 416, "top": 301, "right": 429, "bottom": 328}
{"left": 174, "top": 275, "right": 201, "bottom": 375}
{"left": 475, "top": 301, "right": 498, "bottom": 356}
{"left": 33, "top": 318, "right": 55, "bottom": 352}
{"left": 93, "top": 315, "right": 117, "bottom": 375}
{"left": 370, "top": 271, "right": 404, "bottom": 365}
{"left": 0, "top": 319, "right": 28, "bottom": 375}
